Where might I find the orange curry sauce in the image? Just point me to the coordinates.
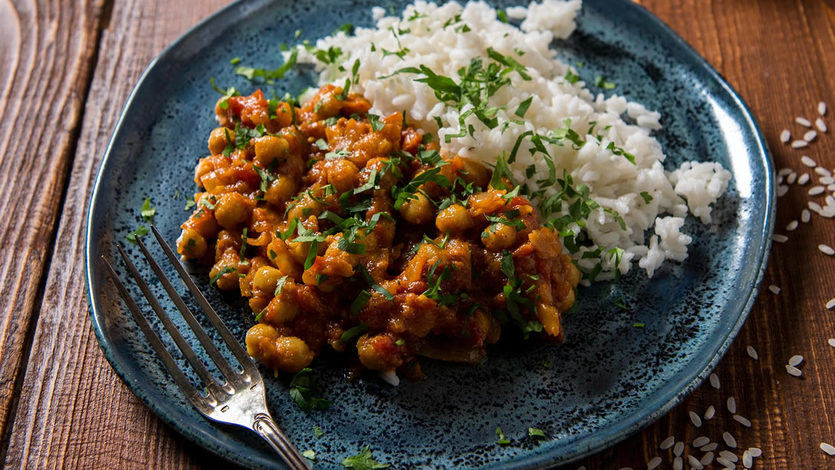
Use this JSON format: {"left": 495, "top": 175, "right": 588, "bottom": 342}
{"left": 177, "top": 85, "right": 580, "bottom": 378}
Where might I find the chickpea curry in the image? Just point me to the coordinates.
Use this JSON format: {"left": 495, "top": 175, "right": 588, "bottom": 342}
{"left": 177, "top": 84, "right": 580, "bottom": 378}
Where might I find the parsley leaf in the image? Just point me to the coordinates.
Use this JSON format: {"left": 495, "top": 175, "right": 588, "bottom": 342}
{"left": 125, "top": 225, "right": 149, "bottom": 244}
{"left": 528, "top": 428, "right": 547, "bottom": 440}
{"left": 496, "top": 426, "right": 511, "bottom": 445}
{"left": 564, "top": 69, "right": 580, "bottom": 84}
{"left": 594, "top": 74, "right": 617, "bottom": 90}
{"left": 235, "top": 49, "right": 299, "bottom": 82}
{"left": 339, "top": 323, "right": 368, "bottom": 343}
{"left": 640, "top": 191, "right": 653, "bottom": 203}
{"left": 514, "top": 96, "right": 533, "bottom": 118}
{"left": 302, "top": 449, "right": 316, "bottom": 461}
{"left": 140, "top": 197, "right": 156, "bottom": 221}
{"left": 342, "top": 446, "right": 389, "bottom": 469}
{"left": 289, "top": 368, "right": 331, "bottom": 412}
{"left": 209, "top": 266, "right": 236, "bottom": 286}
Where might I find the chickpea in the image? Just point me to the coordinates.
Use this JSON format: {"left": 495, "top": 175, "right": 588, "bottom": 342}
{"left": 398, "top": 193, "right": 433, "bottom": 225}
{"left": 214, "top": 192, "right": 251, "bottom": 229}
{"left": 266, "top": 294, "right": 299, "bottom": 324}
{"left": 481, "top": 223, "right": 517, "bottom": 251}
{"left": 208, "top": 127, "right": 234, "bottom": 155}
{"left": 266, "top": 237, "right": 300, "bottom": 278}
{"left": 326, "top": 159, "right": 360, "bottom": 193}
{"left": 286, "top": 194, "right": 322, "bottom": 221}
{"left": 253, "top": 135, "right": 289, "bottom": 169}
{"left": 536, "top": 303, "right": 562, "bottom": 339}
{"left": 245, "top": 324, "right": 313, "bottom": 373}
{"left": 263, "top": 174, "right": 297, "bottom": 206}
{"left": 458, "top": 157, "right": 490, "bottom": 188}
{"left": 435, "top": 204, "right": 472, "bottom": 234}
{"left": 253, "top": 266, "right": 283, "bottom": 293}
{"left": 176, "top": 228, "right": 207, "bottom": 259}
{"left": 209, "top": 261, "right": 239, "bottom": 291}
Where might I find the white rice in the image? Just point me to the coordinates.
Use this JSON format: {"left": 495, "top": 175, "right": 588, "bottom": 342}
{"left": 785, "top": 364, "right": 802, "bottom": 377}
{"left": 768, "top": 284, "right": 780, "bottom": 295}
{"left": 801, "top": 209, "right": 811, "bottom": 223}
{"left": 815, "top": 118, "right": 827, "bottom": 133}
{"left": 828, "top": 338, "right": 835, "bottom": 347}
{"left": 819, "top": 244, "right": 835, "bottom": 255}
{"left": 777, "top": 184, "right": 788, "bottom": 197}
{"left": 674, "top": 440, "right": 685, "bottom": 456}
{"left": 693, "top": 436, "right": 710, "bottom": 447}
{"left": 709, "top": 372, "right": 720, "bottom": 389}
{"left": 742, "top": 450, "right": 753, "bottom": 468}
{"left": 646, "top": 456, "right": 662, "bottom": 470}
{"left": 792, "top": 140, "right": 809, "bottom": 149}
{"left": 815, "top": 166, "right": 831, "bottom": 177}
{"left": 779, "top": 129, "right": 791, "bottom": 143}
{"left": 295, "top": 0, "right": 731, "bottom": 278}
{"left": 822, "top": 442, "right": 835, "bottom": 456}
{"left": 733, "top": 414, "right": 752, "bottom": 427}
{"left": 660, "top": 435, "right": 676, "bottom": 450}
{"left": 785, "top": 220, "right": 798, "bottom": 231}
{"left": 727, "top": 396, "right": 737, "bottom": 413}
{"left": 804, "top": 130, "right": 817, "bottom": 142}
{"left": 704, "top": 405, "right": 715, "bottom": 420}
{"left": 701, "top": 442, "right": 718, "bottom": 452}
{"left": 720, "top": 449, "right": 738, "bottom": 461}
{"left": 786, "top": 171, "right": 797, "bottom": 184}
{"left": 798, "top": 173, "right": 810, "bottom": 185}
{"left": 715, "top": 456, "right": 733, "bottom": 468}
{"left": 748, "top": 447, "right": 762, "bottom": 458}
{"left": 826, "top": 298, "right": 835, "bottom": 309}
{"left": 819, "top": 101, "right": 828, "bottom": 116}
{"left": 796, "top": 116, "right": 812, "bottom": 127}
{"left": 687, "top": 455, "right": 703, "bottom": 469}
{"left": 746, "top": 345, "right": 758, "bottom": 360}
{"left": 689, "top": 411, "right": 702, "bottom": 427}
{"left": 672, "top": 456, "right": 682, "bottom": 470}
{"left": 801, "top": 155, "right": 817, "bottom": 167}
{"left": 700, "top": 452, "right": 714, "bottom": 466}
{"left": 788, "top": 354, "right": 803, "bottom": 366}
{"left": 772, "top": 234, "right": 788, "bottom": 243}
{"left": 809, "top": 186, "right": 825, "bottom": 196}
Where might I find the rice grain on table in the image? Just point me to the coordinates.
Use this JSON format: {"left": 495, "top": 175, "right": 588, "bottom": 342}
{"left": 796, "top": 116, "right": 812, "bottom": 127}
{"left": 687, "top": 455, "right": 703, "bottom": 469}
{"left": 779, "top": 129, "right": 791, "bottom": 143}
{"left": 297, "top": 0, "right": 731, "bottom": 280}
{"left": 802, "top": 209, "right": 811, "bottom": 223}
{"left": 700, "top": 451, "right": 715, "bottom": 466}
{"left": 768, "top": 284, "right": 780, "bottom": 294}
{"left": 809, "top": 201, "right": 823, "bottom": 212}
{"left": 704, "top": 405, "right": 715, "bottom": 420}
{"left": 815, "top": 166, "right": 831, "bottom": 177}
{"left": 727, "top": 396, "right": 737, "bottom": 414}
{"left": 748, "top": 447, "right": 762, "bottom": 458}
{"left": 647, "top": 456, "right": 662, "bottom": 470}
{"left": 777, "top": 184, "right": 789, "bottom": 197}
{"left": 785, "top": 364, "right": 802, "bottom": 377}
{"left": 746, "top": 345, "right": 759, "bottom": 360}
{"left": 778, "top": 167, "right": 793, "bottom": 177}
{"left": 674, "top": 440, "right": 685, "bottom": 456}
{"left": 689, "top": 411, "right": 703, "bottom": 427}
{"left": 792, "top": 140, "right": 809, "bottom": 148}
{"left": 798, "top": 172, "right": 810, "bottom": 184}
{"left": 709, "top": 372, "right": 720, "bottom": 389}
{"left": 818, "top": 244, "right": 835, "bottom": 255}
{"left": 733, "top": 414, "right": 752, "bottom": 427}
{"left": 821, "top": 442, "right": 835, "bottom": 456}
{"left": 822, "top": 176, "right": 835, "bottom": 185}
{"left": 819, "top": 101, "right": 828, "bottom": 115}
{"left": 828, "top": 183, "right": 835, "bottom": 191}
{"left": 804, "top": 130, "right": 817, "bottom": 142}
{"left": 672, "top": 456, "right": 683, "bottom": 470}
{"left": 826, "top": 298, "right": 835, "bottom": 309}
{"left": 720, "top": 449, "right": 739, "bottom": 462}
{"left": 788, "top": 354, "right": 803, "bottom": 366}
{"left": 786, "top": 171, "right": 797, "bottom": 184}
{"left": 829, "top": 338, "right": 835, "bottom": 347}
{"left": 660, "top": 435, "right": 676, "bottom": 450}
{"left": 809, "top": 186, "right": 825, "bottom": 196}
{"left": 716, "top": 456, "right": 733, "bottom": 468}
{"left": 742, "top": 450, "right": 753, "bottom": 468}
{"left": 693, "top": 436, "right": 710, "bottom": 448}
{"left": 772, "top": 234, "right": 788, "bottom": 243}
{"left": 816, "top": 118, "right": 827, "bottom": 133}
{"left": 701, "top": 442, "right": 718, "bottom": 452}
{"left": 786, "top": 220, "right": 799, "bottom": 230}
{"left": 801, "top": 155, "right": 818, "bottom": 167}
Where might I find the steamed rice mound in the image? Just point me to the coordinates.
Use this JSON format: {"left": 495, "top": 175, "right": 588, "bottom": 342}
{"left": 295, "top": 0, "right": 731, "bottom": 281}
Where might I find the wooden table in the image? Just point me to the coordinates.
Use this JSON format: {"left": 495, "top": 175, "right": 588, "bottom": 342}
{"left": 1, "top": 0, "right": 833, "bottom": 468}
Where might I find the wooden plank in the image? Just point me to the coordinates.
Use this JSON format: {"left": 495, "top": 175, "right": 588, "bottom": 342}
{"left": 0, "top": 0, "right": 229, "bottom": 468}
{"left": 4, "top": 0, "right": 835, "bottom": 469}
{"left": 0, "top": 0, "right": 107, "bottom": 453}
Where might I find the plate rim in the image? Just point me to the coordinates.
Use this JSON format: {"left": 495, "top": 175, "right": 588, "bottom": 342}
{"left": 84, "top": 0, "right": 776, "bottom": 468}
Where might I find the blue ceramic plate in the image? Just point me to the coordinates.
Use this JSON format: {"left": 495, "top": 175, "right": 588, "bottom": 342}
{"left": 85, "top": 0, "right": 774, "bottom": 468}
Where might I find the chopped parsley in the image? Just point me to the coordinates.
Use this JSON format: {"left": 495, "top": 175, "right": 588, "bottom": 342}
{"left": 367, "top": 114, "right": 386, "bottom": 131}
{"left": 289, "top": 368, "right": 331, "bottom": 412}
{"left": 313, "top": 46, "right": 343, "bottom": 65}
{"left": 341, "top": 446, "right": 389, "bottom": 469}
{"left": 209, "top": 266, "right": 236, "bottom": 286}
{"left": 184, "top": 199, "right": 196, "bottom": 211}
{"left": 274, "top": 275, "right": 289, "bottom": 297}
{"left": 314, "top": 426, "right": 325, "bottom": 438}
{"left": 140, "top": 197, "right": 156, "bottom": 221}
{"left": 528, "top": 428, "right": 547, "bottom": 440}
{"left": 302, "top": 449, "right": 316, "bottom": 461}
{"left": 495, "top": 426, "right": 510, "bottom": 445}
{"left": 234, "top": 48, "right": 299, "bottom": 83}
{"left": 594, "top": 74, "right": 617, "bottom": 90}
{"left": 640, "top": 191, "right": 653, "bottom": 203}
{"left": 350, "top": 290, "right": 372, "bottom": 315}
{"left": 564, "top": 69, "right": 580, "bottom": 84}
{"left": 514, "top": 96, "right": 533, "bottom": 118}
{"left": 125, "top": 225, "right": 149, "bottom": 244}
{"left": 339, "top": 323, "right": 368, "bottom": 343}
{"left": 496, "top": 9, "right": 509, "bottom": 23}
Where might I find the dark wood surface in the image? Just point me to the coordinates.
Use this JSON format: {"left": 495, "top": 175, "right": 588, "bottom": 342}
{"left": 0, "top": 0, "right": 833, "bottom": 468}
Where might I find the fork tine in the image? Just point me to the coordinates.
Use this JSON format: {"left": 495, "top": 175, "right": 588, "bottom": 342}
{"left": 100, "top": 255, "right": 213, "bottom": 415}
{"left": 116, "top": 243, "right": 231, "bottom": 398}
{"left": 133, "top": 235, "right": 245, "bottom": 389}
{"left": 150, "top": 225, "right": 259, "bottom": 377}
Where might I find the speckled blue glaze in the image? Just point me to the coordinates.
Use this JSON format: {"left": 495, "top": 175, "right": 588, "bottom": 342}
{"left": 85, "top": 0, "right": 774, "bottom": 468}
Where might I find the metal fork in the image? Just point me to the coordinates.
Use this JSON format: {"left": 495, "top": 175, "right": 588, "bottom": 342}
{"left": 100, "top": 225, "right": 311, "bottom": 470}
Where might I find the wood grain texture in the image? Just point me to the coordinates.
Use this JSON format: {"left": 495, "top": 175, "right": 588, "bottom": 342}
{"left": 0, "top": 0, "right": 106, "bottom": 454}
{"left": 0, "top": 0, "right": 229, "bottom": 468}
{"left": 1, "top": 0, "right": 833, "bottom": 469}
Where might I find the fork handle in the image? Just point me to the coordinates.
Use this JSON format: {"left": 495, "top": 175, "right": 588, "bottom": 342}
{"left": 253, "top": 413, "right": 312, "bottom": 470}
